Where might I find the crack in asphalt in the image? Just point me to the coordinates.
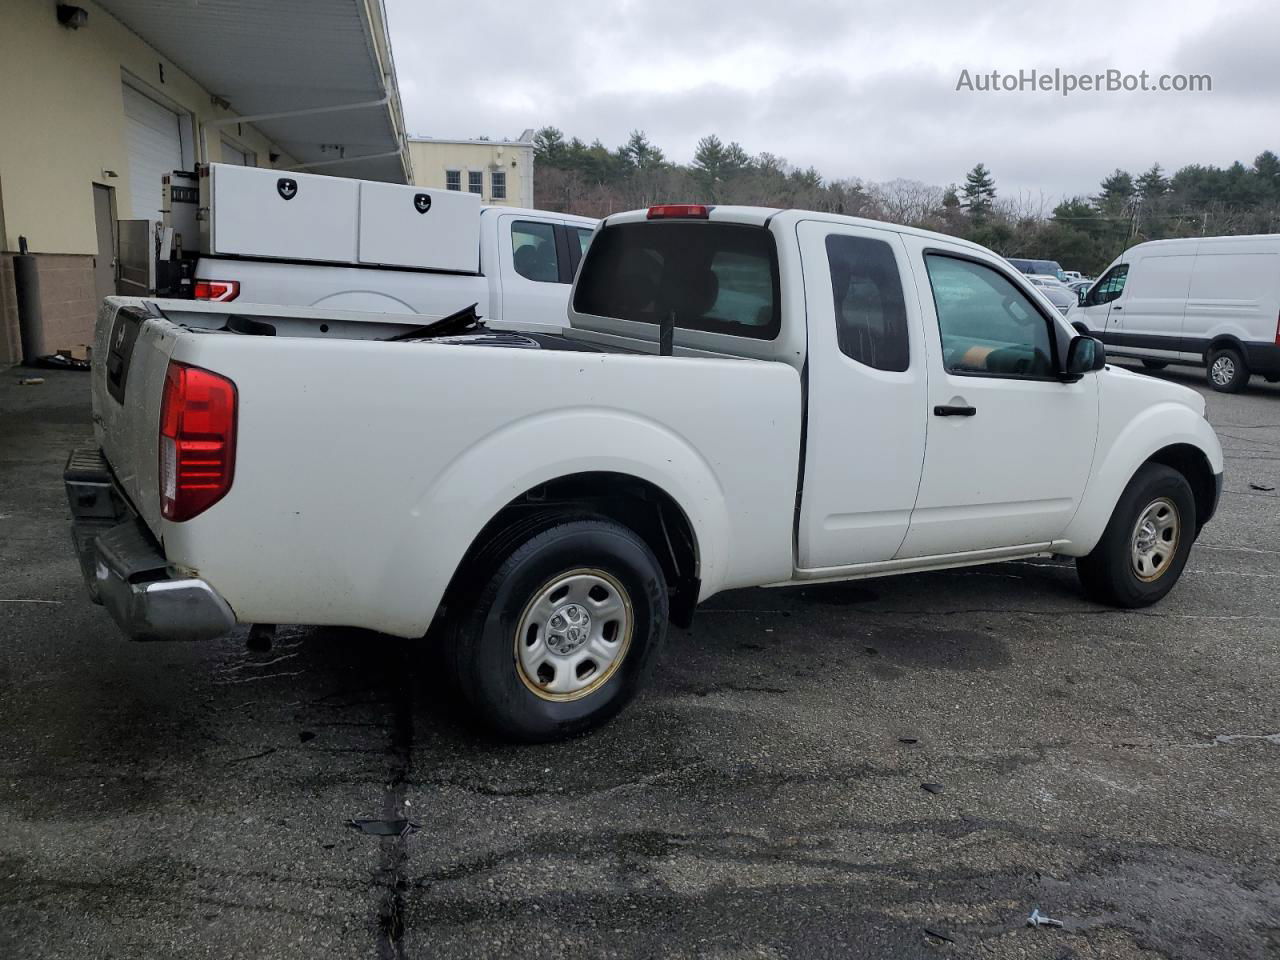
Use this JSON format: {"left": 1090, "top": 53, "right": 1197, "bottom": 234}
{"left": 374, "top": 650, "right": 415, "bottom": 960}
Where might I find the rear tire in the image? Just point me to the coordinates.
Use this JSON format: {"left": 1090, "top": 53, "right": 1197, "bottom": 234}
{"left": 1076, "top": 463, "right": 1196, "bottom": 608}
{"left": 448, "top": 518, "right": 668, "bottom": 742}
{"left": 1141, "top": 360, "right": 1168, "bottom": 371}
{"left": 1206, "top": 346, "right": 1248, "bottom": 393}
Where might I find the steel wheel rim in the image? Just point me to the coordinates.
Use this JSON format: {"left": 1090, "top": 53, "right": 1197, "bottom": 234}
{"left": 1211, "top": 356, "right": 1235, "bottom": 386}
{"left": 514, "top": 568, "right": 634, "bottom": 702}
{"left": 1130, "top": 497, "right": 1180, "bottom": 582}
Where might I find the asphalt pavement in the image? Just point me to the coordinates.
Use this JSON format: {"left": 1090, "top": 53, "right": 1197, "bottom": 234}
{"left": 1, "top": 363, "right": 1277, "bottom": 959}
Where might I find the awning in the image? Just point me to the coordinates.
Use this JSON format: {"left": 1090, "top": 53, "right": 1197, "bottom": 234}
{"left": 95, "top": 0, "right": 410, "bottom": 183}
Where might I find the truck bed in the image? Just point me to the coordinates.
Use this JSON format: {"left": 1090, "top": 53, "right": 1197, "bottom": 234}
{"left": 92, "top": 298, "right": 802, "bottom": 637}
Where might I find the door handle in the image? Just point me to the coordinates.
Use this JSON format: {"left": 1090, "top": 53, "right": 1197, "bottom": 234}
{"left": 934, "top": 404, "right": 977, "bottom": 417}
{"left": 1112, "top": 305, "right": 1123, "bottom": 310}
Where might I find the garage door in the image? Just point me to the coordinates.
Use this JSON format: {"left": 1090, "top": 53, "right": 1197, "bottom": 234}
{"left": 123, "top": 83, "right": 184, "bottom": 223}
{"left": 221, "top": 139, "right": 253, "bottom": 166}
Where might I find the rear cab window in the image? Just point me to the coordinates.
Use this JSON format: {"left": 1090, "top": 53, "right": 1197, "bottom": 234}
{"left": 573, "top": 221, "right": 781, "bottom": 339}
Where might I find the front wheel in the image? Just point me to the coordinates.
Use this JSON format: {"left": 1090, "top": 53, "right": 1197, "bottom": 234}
{"left": 1141, "top": 359, "right": 1168, "bottom": 371}
{"left": 449, "top": 518, "right": 668, "bottom": 742}
{"left": 1207, "top": 346, "right": 1249, "bottom": 393}
{"left": 1076, "top": 463, "right": 1196, "bottom": 608}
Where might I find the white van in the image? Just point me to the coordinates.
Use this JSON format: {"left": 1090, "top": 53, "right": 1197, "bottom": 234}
{"left": 1071, "top": 235, "right": 1280, "bottom": 392}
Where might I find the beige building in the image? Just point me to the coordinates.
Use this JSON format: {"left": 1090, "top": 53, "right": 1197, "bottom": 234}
{"left": 0, "top": 0, "right": 412, "bottom": 364}
{"left": 409, "top": 134, "right": 536, "bottom": 209}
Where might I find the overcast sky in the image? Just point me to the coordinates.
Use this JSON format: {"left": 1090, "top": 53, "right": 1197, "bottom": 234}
{"left": 385, "top": 0, "right": 1279, "bottom": 204}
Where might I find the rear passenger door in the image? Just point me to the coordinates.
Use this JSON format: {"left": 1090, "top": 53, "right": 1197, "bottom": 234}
{"left": 795, "top": 221, "right": 930, "bottom": 569}
{"left": 496, "top": 215, "right": 576, "bottom": 328}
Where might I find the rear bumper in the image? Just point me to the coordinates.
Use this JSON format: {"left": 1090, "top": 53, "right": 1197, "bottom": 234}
{"left": 1242, "top": 342, "right": 1280, "bottom": 378}
{"left": 65, "top": 449, "right": 236, "bottom": 641}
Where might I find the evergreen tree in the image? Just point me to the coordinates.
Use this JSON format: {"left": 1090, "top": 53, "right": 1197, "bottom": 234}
{"left": 1135, "top": 164, "right": 1169, "bottom": 202}
{"left": 961, "top": 163, "right": 996, "bottom": 221}
{"left": 1095, "top": 169, "right": 1136, "bottom": 213}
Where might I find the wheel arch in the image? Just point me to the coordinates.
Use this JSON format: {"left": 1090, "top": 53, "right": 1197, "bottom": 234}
{"left": 1145, "top": 443, "right": 1218, "bottom": 534}
{"left": 1204, "top": 333, "right": 1247, "bottom": 364}
{"left": 1061, "top": 402, "right": 1223, "bottom": 554}
{"left": 442, "top": 471, "right": 703, "bottom": 628}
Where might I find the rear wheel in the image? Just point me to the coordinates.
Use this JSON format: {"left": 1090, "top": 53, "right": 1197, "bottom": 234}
{"left": 1076, "top": 463, "right": 1195, "bottom": 608}
{"left": 448, "top": 518, "right": 668, "bottom": 742}
{"left": 1207, "top": 346, "right": 1248, "bottom": 392}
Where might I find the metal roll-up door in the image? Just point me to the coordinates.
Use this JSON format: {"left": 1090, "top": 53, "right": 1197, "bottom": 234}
{"left": 122, "top": 83, "right": 184, "bottom": 224}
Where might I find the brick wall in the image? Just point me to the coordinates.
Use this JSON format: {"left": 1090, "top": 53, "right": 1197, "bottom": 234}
{"left": 0, "top": 253, "right": 96, "bottom": 365}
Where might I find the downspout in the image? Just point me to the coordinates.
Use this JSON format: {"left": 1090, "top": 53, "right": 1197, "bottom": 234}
{"left": 288, "top": 145, "right": 406, "bottom": 172}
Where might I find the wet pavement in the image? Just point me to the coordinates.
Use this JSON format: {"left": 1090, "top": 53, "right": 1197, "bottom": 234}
{"left": 2, "top": 364, "right": 1278, "bottom": 959}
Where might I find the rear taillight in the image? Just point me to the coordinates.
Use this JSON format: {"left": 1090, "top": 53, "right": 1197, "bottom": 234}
{"left": 1275, "top": 309, "right": 1279, "bottom": 347}
{"left": 193, "top": 279, "right": 240, "bottom": 302}
{"left": 159, "top": 361, "right": 237, "bottom": 521}
{"left": 646, "top": 204, "right": 711, "bottom": 220}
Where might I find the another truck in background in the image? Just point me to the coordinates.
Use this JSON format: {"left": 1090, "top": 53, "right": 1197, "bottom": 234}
{"left": 1070, "top": 234, "right": 1280, "bottom": 392}
{"left": 160, "top": 164, "right": 596, "bottom": 327}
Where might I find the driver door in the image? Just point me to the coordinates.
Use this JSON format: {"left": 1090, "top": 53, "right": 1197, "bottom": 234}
{"left": 1078, "top": 263, "right": 1128, "bottom": 337}
{"left": 897, "top": 238, "right": 1100, "bottom": 558}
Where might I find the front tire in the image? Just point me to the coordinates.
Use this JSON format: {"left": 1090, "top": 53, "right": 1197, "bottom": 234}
{"left": 1141, "top": 359, "right": 1168, "bottom": 371}
{"left": 449, "top": 518, "right": 668, "bottom": 742}
{"left": 1207, "top": 346, "right": 1248, "bottom": 392}
{"left": 1076, "top": 463, "right": 1196, "bottom": 608}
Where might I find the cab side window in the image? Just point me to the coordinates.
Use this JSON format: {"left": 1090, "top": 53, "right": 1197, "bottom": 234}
{"left": 925, "top": 254, "right": 1055, "bottom": 378}
{"left": 825, "top": 234, "right": 910, "bottom": 372}
{"left": 1089, "top": 264, "right": 1128, "bottom": 305}
{"left": 512, "top": 221, "right": 560, "bottom": 283}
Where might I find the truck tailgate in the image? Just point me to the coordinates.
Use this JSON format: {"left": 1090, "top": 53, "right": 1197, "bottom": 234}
{"left": 91, "top": 299, "right": 178, "bottom": 536}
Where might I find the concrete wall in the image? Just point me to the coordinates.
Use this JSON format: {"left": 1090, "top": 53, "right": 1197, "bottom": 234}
{"left": 0, "top": 0, "right": 296, "bottom": 362}
{"left": 408, "top": 140, "right": 534, "bottom": 208}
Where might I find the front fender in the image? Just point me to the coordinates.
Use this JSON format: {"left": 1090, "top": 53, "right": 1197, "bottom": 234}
{"left": 373, "top": 408, "right": 735, "bottom": 636}
{"left": 1060, "top": 400, "right": 1223, "bottom": 553}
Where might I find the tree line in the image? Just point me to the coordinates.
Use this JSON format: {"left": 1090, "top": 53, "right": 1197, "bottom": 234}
{"left": 531, "top": 126, "right": 1280, "bottom": 275}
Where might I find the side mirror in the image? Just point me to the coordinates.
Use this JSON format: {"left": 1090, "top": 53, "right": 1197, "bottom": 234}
{"left": 1071, "top": 320, "right": 1090, "bottom": 335}
{"left": 1064, "top": 335, "right": 1106, "bottom": 378}
{"left": 1077, "top": 288, "right": 1088, "bottom": 305}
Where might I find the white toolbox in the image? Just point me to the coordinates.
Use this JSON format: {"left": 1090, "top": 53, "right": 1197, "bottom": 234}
{"left": 202, "top": 164, "right": 481, "bottom": 272}
{"left": 206, "top": 164, "right": 360, "bottom": 263}
{"left": 358, "top": 180, "right": 480, "bottom": 272}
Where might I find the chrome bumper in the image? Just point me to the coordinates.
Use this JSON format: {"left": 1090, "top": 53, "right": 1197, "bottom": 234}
{"left": 65, "top": 449, "right": 236, "bottom": 642}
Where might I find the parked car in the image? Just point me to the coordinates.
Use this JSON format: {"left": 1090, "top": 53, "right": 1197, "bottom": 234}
{"left": 68, "top": 204, "right": 1223, "bottom": 741}
{"left": 186, "top": 164, "right": 596, "bottom": 329}
{"left": 1028, "top": 275, "right": 1076, "bottom": 314}
{"left": 1007, "top": 257, "right": 1068, "bottom": 283}
{"left": 1064, "top": 270, "right": 1083, "bottom": 282}
{"left": 1069, "top": 234, "right": 1280, "bottom": 391}
{"left": 1068, "top": 279, "right": 1093, "bottom": 299}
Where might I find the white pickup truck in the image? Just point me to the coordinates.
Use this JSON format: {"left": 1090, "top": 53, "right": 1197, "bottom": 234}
{"left": 68, "top": 204, "right": 1224, "bottom": 741}
{"left": 175, "top": 164, "right": 595, "bottom": 328}
{"left": 193, "top": 205, "right": 597, "bottom": 328}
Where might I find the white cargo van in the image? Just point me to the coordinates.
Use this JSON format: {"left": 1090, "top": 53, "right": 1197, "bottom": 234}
{"left": 164, "top": 164, "right": 596, "bottom": 328}
{"left": 1071, "top": 235, "right": 1280, "bottom": 392}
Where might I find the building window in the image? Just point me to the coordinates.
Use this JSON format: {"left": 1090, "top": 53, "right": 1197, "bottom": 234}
{"left": 491, "top": 170, "right": 507, "bottom": 200}
{"left": 468, "top": 171, "right": 483, "bottom": 195}
{"left": 445, "top": 170, "right": 461, "bottom": 191}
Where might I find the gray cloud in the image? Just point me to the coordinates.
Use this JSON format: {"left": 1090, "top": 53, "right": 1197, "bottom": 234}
{"left": 386, "top": 0, "right": 1277, "bottom": 204}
